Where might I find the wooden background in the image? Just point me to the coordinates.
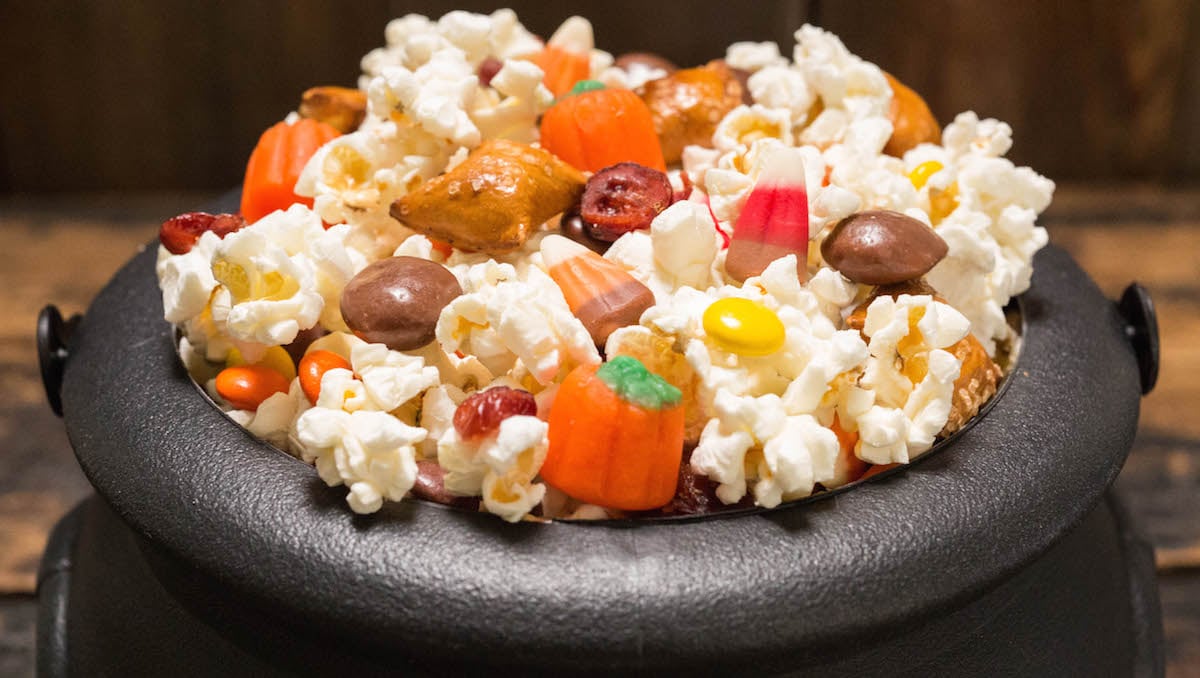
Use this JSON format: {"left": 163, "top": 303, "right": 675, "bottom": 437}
{"left": 1, "top": 0, "right": 1198, "bottom": 193}
{"left": 1, "top": 1, "right": 1199, "bottom": 675}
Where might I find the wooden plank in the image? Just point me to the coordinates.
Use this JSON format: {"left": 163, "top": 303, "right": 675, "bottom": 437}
{"left": 818, "top": 0, "right": 1197, "bottom": 181}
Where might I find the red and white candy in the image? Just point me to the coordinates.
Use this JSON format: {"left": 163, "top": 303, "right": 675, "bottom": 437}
{"left": 724, "top": 147, "right": 809, "bottom": 282}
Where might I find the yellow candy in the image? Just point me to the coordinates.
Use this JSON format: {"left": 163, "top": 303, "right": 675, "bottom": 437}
{"left": 702, "top": 298, "right": 786, "bottom": 357}
{"left": 907, "top": 160, "right": 943, "bottom": 190}
{"left": 226, "top": 345, "right": 297, "bottom": 381}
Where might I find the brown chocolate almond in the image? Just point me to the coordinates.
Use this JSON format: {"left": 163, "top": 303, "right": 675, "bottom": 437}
{"left": 340, "top": 256, "right": 462, "bottom": 351}
{"left": 392, "top": 140, "right": 586, "bottom": 254}
{"left": 821, "top": 210, "right": 948, "bottom": 285}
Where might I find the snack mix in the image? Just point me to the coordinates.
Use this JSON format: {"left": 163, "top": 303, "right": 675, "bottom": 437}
{"left": 156, "top": 10, "right": 1053, "bottom": 521}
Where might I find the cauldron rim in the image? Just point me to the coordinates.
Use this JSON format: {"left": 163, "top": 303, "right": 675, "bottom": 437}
{"left": 60, "top": 236, "right": 1142, "bottom": 669}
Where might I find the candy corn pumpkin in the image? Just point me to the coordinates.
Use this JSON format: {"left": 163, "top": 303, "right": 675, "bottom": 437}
{"left": 241, "top": 118, "right": 341, "bottom": 223}
{"left": 539, "top": 82, "right": 666, "bottom": 173}
{"left": 541, "top": 357, "right": 685, "bottom": 510}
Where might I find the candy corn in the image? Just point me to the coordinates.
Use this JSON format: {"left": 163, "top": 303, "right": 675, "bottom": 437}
{"left": 724, "top": 147, "right": 809, "bottom": 282}
{"left": 541, "top": 235, "right": 655, "bottom": 346}
{"left": 535, "top": 16, "right": 594, "bottom": 97}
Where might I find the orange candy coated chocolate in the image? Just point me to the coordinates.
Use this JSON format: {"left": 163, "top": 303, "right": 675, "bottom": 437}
{"left": 298, "top": 350, "right": 352, "bottom": 405}
{"left": 215, "top": 365, "right": 291, "bottom": 411}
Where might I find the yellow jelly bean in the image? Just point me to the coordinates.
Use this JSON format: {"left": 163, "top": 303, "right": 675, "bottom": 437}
{"left": 907, "top": 160, "right": 943, "bottom": 190}
{"left": 226, "top": 345, "right": 297, "bottom": 381}
{"left": 702, "top": 298, "right": 786, "bottom": 357}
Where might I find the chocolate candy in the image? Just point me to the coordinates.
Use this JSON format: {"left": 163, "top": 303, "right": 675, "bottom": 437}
{"left": 558, "top": 209, "right": 611, "bottom": 254}
{"left": 340, "top": 256, "right": 462, "bottom": 351}
{"left": 820, "top": 210, "right": 948, "bottom": 285}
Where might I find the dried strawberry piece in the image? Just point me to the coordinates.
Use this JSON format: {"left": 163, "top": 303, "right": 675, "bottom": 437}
{"left": 453, "top": 386, "right": 538, "bottom": 440}
{"left": 580, "top": 162, "right": 672, "bottom": 242}
{"left": 159, "top": 212, "right": 246, "bottom": 255}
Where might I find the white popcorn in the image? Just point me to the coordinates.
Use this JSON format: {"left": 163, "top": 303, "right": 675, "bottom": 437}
{"left": 713, "top": 105, "right": 794, "bottom": 152}
{"left": 726, "top": 41, "right": 788, "bottom": 73}
{"left": 208, "top": 207, "right": 326, "bottom": 348}
{"left": 438, "top": 414, "right": 548, "bottom": 522}
{"left": 350, "top": 342, "right": 441, "bottom": 412}
{"left": 157, "top": 231, "right": 220, "bottom": 324}
{"left": 471, "top": 58, "right": 554, "bottom": 143}
{"left": 747, "top": 66, "right": 815, "bottom": 123}
{"left": 855, "top": 295, "right": 968, "bottom": 463}
{"left": 240, "top": 380, "right": 306, "bottom": 452}
{"left": 295, "top": 408, "right": 425, "bottom": 514}
{"left": 650, "top": 201, "right": 722, "bottom": 290}
{"left": 296, "top": 121, "right": 451, "bottom": 258}
{"left": 755, "top": 414, "right": 840, "bottom": 507}
{"left": 437, "top": 262, "right": 599, "bottom": 384}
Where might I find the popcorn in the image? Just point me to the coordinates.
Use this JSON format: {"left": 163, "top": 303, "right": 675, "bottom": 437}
{"left": 725, "top": 41, "right": 788, "bottom": 73}
{"left": 855, "top": 294, "right": 969, "bottom": 463}
{"left": 437, "top": 414, "right": 549, "bottom": 521}
{"left": 712, "top": 105, "right": 795, "bottom": 153}
{"left": 350, "top": 341, "right": 441, "bottom": 412}
{"left": 157, "top": 231, "right": 220, "bottom": 324}
{"left": 208, "top": 207, "right": 326, "bottom": 349}
{"left": 295, "top": 408, "right": 425, "bottom": 514}
{"left": 747, "top": 66, "right": 815, "bottom": 123}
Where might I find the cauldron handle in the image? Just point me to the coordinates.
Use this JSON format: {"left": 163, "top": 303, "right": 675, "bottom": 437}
{"left": 1117, "top": 283, "right": 1159, "bottom": 395}
{"left": 37, "top": 305, "right": 81, "bottom": 417}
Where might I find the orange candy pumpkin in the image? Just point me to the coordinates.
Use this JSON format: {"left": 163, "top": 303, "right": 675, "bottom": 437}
{"left": 542, "top": 357, "right": 684, "bottom": 510}
{"left": 539, "top": 82, "right": 666, "bottom": 173}
{"left": 241, "top": 118, "right": 341, "bottom": 223}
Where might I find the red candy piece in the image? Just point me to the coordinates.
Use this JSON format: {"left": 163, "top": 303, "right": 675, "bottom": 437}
{"left": 724, "top": 147, "right": 809, "bottom": 282}
{"left": 453, "top": 386, "right": 538, "bottom": 440}
{"left": 159, "top": 212, "right": 246, "bottom": 255}
{"left": 579, "top": 162, "right": 673, "bottom": 241}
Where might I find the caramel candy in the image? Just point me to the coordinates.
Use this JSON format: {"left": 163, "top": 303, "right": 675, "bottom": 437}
{"left": 821, "top": 210, "right": 948, "bottom": 285}
{"left": 340, "top": 256, "right": 462, "bottom": 351}
{"left": 639, "top": 61, "right": 745, "bottom": 164}
{"left": 299, "top": 86, "right": 367, "bottom": 134}
{"left": 392, "top": 140, "right": 586, "bottom": 253}
{"left": 882, "top": 73, "right": 940, "bottom": 158}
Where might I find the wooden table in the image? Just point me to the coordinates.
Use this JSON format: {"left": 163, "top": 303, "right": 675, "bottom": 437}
{"left": 1, "top": 186, "right": 1197, "bottom": 676}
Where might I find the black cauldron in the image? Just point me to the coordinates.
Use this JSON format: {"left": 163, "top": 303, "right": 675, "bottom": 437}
{"left": 37, "top": 197, "right": 1163, "bottom": 675}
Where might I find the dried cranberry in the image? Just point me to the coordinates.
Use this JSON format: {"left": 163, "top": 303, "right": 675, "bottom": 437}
{"left": 452, "top": 386, "right": 537, "bottom": 440}
{"left": 580, "top": 163, "right": 673, "bottom": 242}
{"left": 159, "top": 211, "right": 245, "bottom": 255}
{"left": 477, "top": 57, "right": 504, "bottom": 87}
